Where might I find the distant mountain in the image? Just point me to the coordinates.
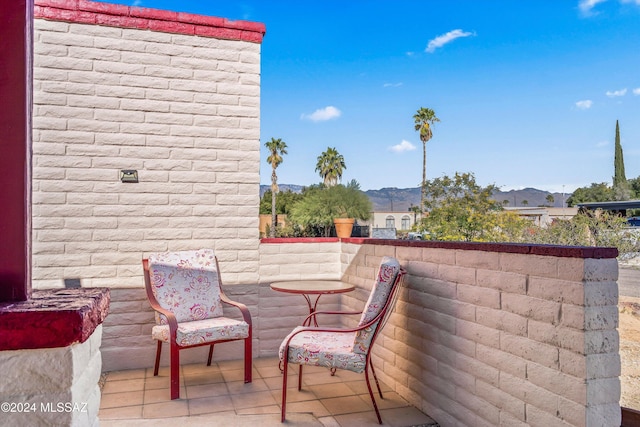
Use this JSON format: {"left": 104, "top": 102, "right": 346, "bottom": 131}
{"left": 259, "top": 184, "right": 304, "bottom": 198}
{"left": 259, "top": 185, "right": 570, "bottom": 212}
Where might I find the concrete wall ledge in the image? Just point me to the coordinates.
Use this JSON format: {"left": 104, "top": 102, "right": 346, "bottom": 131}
{"left": 0, "top": 288, "right": 110, "bottom": 350}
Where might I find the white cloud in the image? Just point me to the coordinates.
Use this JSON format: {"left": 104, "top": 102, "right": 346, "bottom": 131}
{"left": 300, "top": 106, "right": 342, "bottom": 122}
{"left": 132, "top": 0, "right": 143, "bottom": 5}
{"left": 633, "top": 88, "right": 640, "bottom": 95}
{"left": 383, "top": 82, "right": 403, "bottom": 88}
{"left": 578, "top": 0, "right": 607, "bottom": 15}
{"left": 620, "top": 0, "right": 640, "bottom": 5}
{"left": 575, "top": 100, "right": 593, "bottom": 109}
{"left": 389, "top": 140, "right": 416, "bottom": 153}
{"left": 606, "top": 88, "right": 627, "bottom": 97}
{"left": 426, "top": 29, "right": 474, "bottom": 53}
{"left": 596, "top": 140, "right": 609, "bottom": 147}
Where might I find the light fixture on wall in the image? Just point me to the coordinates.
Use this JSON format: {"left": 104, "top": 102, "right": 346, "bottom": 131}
{"left": 120, "top": 169, "right": 138, "bottom": 183}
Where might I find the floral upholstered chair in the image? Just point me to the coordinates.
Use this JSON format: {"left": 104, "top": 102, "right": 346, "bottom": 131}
{"left": 143, "top": 249, "right": 252, "bottom": 400}
{"left": 279, "top": 257, "right": 405, "bottom": 424}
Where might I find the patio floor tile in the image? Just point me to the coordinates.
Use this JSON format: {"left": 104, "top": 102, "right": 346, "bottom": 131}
{"left": 98, "top": 357, "right": 439, "bottom": 426}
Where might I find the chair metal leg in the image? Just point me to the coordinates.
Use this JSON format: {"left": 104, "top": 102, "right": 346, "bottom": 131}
{"left": 207, "top": 344, "right": 214, "bottom": 366}
{"left": 370, "top": 361, "right": 384, "bottom": 399}
{"left": 153, "top": 341, "right": 162, "bottom": 376}
{"left": 170, "top": 342, "right": 180, "bottom": 400}
{"left": 365, "top": 364, "right": 383, "bottom": 424}
{"left": 244, "top": 336, "right": 252, "bottom": 383}
{"left": 281, "top": 355, "right": 289, "bottom": 422}
{"left": 298, "top": 365, "right": 303, "bottom": 390}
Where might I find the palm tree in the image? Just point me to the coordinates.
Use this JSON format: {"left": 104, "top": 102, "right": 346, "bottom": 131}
{"left": 413, "top": 107, "right": 440, "bottom": 211}
{"left": 265, "top": 137, "right": 288, "bottom": 237}
{"left": 546, "top": 194, "right": 554, "bottom": 206}
{"left": 315, "top": 147, "right": 346, "bottom": 187}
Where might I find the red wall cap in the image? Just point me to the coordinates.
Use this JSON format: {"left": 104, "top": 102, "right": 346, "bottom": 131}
{"left": 0, "top": 288, "right": 110, "bottom": 350}
{"left": 261, "top": 237, "right": 618, "bottom": 259}
{"left": 34, "top": 0, "right": 266, "bottom": 43}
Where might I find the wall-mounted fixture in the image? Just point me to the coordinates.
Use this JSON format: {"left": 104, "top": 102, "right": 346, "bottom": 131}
{"left": 120, "top": 169, "right": 138, "bottom": 183}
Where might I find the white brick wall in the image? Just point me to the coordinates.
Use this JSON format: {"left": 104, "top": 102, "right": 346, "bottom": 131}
{"left": 32, "top": 15, "right": 262, "bottom": 289}
{"left": 0, "top": 326, "right": 103, "bottom": 427}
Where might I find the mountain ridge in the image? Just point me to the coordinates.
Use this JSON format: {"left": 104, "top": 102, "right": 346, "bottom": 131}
{"left": 260, "top": 184, "right": 571, "bottom": 211}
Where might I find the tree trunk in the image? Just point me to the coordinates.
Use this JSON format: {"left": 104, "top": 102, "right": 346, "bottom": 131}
{"left": 270, "top": 170, "right": 277, "bottom": 237}
{"left": 421, "top": 141, "right": 427, "bottom": 212}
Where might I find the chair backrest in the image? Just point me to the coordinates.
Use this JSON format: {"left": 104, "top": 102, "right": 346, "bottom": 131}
{"left": 146, "top": 249, "right": 224, "bottom": 324}
{"left": 352, "top": 257, "right": 404, "bottom": 354}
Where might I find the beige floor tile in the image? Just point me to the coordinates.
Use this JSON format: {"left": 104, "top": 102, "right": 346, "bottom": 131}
{"left": 308, "top": 382, "right": 358, "bottom": 399}
{"left": 141, "top": 400, "right": 190, "bottom": 418}
{"left": 226, "top": 377, "right": 269, "bottom": 395}
{"left": 143, "top": 374, "right": 173, "bottom": 390}
{"left": 98, "top": 404, "right": 143, "bottom": 420}
{"left": 102, "top": 378, "right": 145, "bottom": 394}
{"left": 220, "top": 367, "right": 259, "bottom": 383}
{"left": 187, "top": 395, "right": 234, "bottom": 415}
{"left": 230, "top": 390, "right": 278, "bottom": 410}
{"left": 275, "top": 386, "right": 318, "bottom": 404}
{"left": 182, "top": 362, "right": 219, "bottom": 376}
{"left": 255, "top": 363, "right": 284, "bottom": 379}
{"left": 344, "top": 378, "right": 392, "bottom": 395}
{"left": 236, "top": 404, "right": 281, "bottom": 415}
{"left": 217, "top": 359, "right": 245, "bottom": 370}
{"left": 100, "top": 391, "right": 144, "bottom": 409}
{"left": 144, "top": 386, "right": 187, "bottom": 404}
{"left": 182, "top": 370, "right": 225, "bottom": 386}
{"left": 321, "top": 395, "right": 372, "bottom": 416}
{"left": 333, "top": 410, "right": 386, "bottom": 426}
{"left": 381, "top": 406, "right": 439, "bottom": 427}
{"left": 104, "top": 368, "right": 146, "bottom": 381}
{"left": 286, "top": 399, "right": 331, "bottom": 418}
{"left": 301, "top": 369, "right": 346, "bottom": 387}
{"left": 361, "top": 391, "right": 409, "bottom": 410}
{"left": 264, "top": 374, "right": 300, "bottom": 391}
{"left": 317, "top": 416, "right": 341, "bottom": 427}
{"left": 252, "top": 356, "right": 279, "bottom": 367}
{"left": 186, "top": 382, "right": 229, "bottom": 399}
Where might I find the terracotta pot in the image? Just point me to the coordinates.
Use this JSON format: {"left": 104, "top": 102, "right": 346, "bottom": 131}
{"left": 333, "top": 218, "right": 355, "bottom": 238}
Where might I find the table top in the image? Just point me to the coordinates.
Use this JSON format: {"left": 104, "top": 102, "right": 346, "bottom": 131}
{"left": 270, "top": 280, "right": 355, "bottom": 295}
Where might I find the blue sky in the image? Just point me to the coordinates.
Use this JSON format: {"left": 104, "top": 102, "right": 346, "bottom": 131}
{"left": 106, "top": 0, "right": 640, "bottom": 193}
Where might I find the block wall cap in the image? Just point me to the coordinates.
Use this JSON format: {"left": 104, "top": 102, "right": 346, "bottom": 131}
{"left": 34, "top": 0, "right": 266, "bottom": 43}
{"left": 0, "top": 288, "right": 110, "bottom": 350}
{"left": 339, "top": 238, "right": 619, "bottom": 259}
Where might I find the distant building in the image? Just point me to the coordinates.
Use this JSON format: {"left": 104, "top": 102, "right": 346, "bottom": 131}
{"left": 504, "top": 207, "right": 578, "bottom": 227}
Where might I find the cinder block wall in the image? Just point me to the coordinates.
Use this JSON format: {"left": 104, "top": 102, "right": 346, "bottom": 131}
{"left": 31, "top": 0, "right": 265, "bottom": 289}
{"left": 339, "top": 240, "right": 621, "bottom": 427}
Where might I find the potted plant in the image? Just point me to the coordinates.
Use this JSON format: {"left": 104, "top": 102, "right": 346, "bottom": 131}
{"left": 289, "top": 181, "right": 372, "bottom": 237}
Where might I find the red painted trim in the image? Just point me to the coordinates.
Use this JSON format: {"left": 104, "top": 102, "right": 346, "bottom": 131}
{"left": 0, "top": 0, "right": 32, "bottom": 303}
{"left": 261, "top": 237, "right": 618, "bottom": 259}
{"left": 261, "top": 237, "right": 340, "bottom": 244}
{"left": 34, "top": 0, "right": 266, "bottom": 43}
{"left": 340, "top": 238, "right": 619, "bottom": 259}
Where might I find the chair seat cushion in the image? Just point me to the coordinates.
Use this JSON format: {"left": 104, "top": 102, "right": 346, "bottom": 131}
{"left": 152, "top": 317, "right": 249, "bottom": 347}
{"left": 279, "top": 327, "right": 366, "bottom": 373}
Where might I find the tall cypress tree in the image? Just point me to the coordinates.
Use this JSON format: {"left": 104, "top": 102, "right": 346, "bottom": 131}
{"left": 614, "top": 120, "right": 626, "bottom": 186}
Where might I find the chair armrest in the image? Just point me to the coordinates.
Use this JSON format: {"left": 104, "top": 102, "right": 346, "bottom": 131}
{"left": 220, "top": 292, "right": 252, "bottom": 326}
{"left": 142, "top": 258, "right": 178, "bottom": 336}
{"left": 302, "top": 310, "right": 362, "bottom": 326}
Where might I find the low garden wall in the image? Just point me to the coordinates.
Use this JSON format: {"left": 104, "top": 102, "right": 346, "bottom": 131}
{"left": 101, "top": 238, "right": 620, "bottom": 426}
